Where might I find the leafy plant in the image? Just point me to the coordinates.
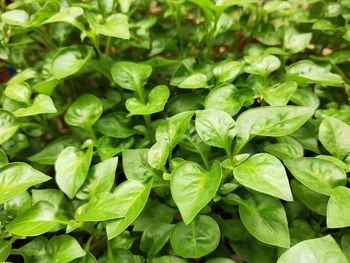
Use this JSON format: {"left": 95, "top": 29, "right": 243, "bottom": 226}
{"left": 0, "top": 0, "right": 350, "bottom": 262}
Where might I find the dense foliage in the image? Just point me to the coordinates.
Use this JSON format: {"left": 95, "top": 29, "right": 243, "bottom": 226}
{"left": 1, "top": 0, "right": 350, "bottom": 262}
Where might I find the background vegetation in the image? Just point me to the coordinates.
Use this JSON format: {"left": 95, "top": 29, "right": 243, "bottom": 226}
{"left": 1, "top": 0, "right": 350, "bottom": 262}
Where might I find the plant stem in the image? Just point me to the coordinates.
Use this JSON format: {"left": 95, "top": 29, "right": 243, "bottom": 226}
{"left": 84, "top": 235, "right": 93, "bottom": 251}
{"left": 143, "top": 115, "right": 153, "bottom": 134}
{"left": 105, "top": 36, "right": 112, "bottom": 55}
{"left": 199, "top": 150, "right": 209, "bottom": 169}
{"left": 92, "top": 35, "right": 102, "bottom": 57}
{"left": 175, "top": 3, "right": 183, "bottom": 56}
{"left": 87, "top": 125, "right": 97, "bottom": 141}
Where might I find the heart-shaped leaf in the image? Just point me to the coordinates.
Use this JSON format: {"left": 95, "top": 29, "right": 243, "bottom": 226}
{"left": 7, "top": 201, "right": 63, "bottom": 236}
{"left": 233, "top": 153, "right": 293, "bottom": 201}
{"left": 52, "top": 46, "right": 93, "bottom": 80}
{"left": 319, "top": 117, "right": 350, "bottom": 160}
{"left": 277, "top": 235, "right": 348, "bottom": 263}
{"left": 0, "top": 110, "right": 19, "bottom": 145}
{"left": 87, "top": 13, "right": 129, "bottom": 39}
{"left": 170, "top": 215, "right": 220, "bottom": 258}
{"left": 195, "top": 109, "right": 237, "bottom": 151}
{"left": 237, "top": 191, "right": 290, "bottom": 248}
{"left": 235, "top": 106, "right": 314, "bottom": 153}
{"left": 171, "top": 161, "right": 222, "bottom": 224}
{"left": 286, "top": 60, "right": 344, "bottom": 86}
{"left": 284, "top": 157, "right": 347, "bottom": 195}
{"left": 0, "top": 163, "right": 51, "bottom": 204}
{"left": 111, "top": 61, "right": 152, "bottom": 92}
{"left": 106, "top": 178, "right": 153, "bottom": 239}
{"left": 64, "top": 94, "right": 103, "bottom": 131}
{"left": 14, "top": 94, "right": 57, "bottom": 117}
{"left": 55, "top": 146, "right": 93, "bottom": 198}
{"left": 126, "top": 85, "right": 170, "bottom": 116}
{"left": 327, "top": 186, "right": 350, "bottom": 228}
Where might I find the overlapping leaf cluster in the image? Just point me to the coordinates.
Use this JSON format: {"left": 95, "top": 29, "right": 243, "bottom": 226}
{"left": 1, "top": 0, "right": 350, "bottom": 262}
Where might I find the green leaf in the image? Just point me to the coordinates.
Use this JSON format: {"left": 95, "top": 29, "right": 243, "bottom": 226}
{"left": 290, "top": 88, "right": 320, "bottom": 110}
{"left": 1, "top": 10, "right": 29, "bottom": 25}
{"left": 126, "top": 85, "right": 170, "bottom": 116}
{"left": 341, "top": 235, "right": 350, "bottom": 261}
{"left": 264, "top": 142, "right": 303, "bottom": 160}
{"left": 0, "top": 162, "right": 51, "bottom": 204}
{"left": 316, "top": 155, "right": 349, "bottom": 172}
{"left": 33, "top": 78, "right": 61, "bottom": 96}
{"left": 216, "top": 0, "right": 259, "bottom": 6}
{"left": 75, "top": 192, "right": 126, "bottom": 221}
{"left": 64, "top": 94, "right": 103, "bottom": 130}
{"left": 55, "top": 146, "right": 93, "bottom": 198}
{"left": 284, "top": 157, "right": 347, "bottom": 195}
{"left": 344, "top": 29, "right": 350, "bottom": 42}
{"left": 204, "top": 84, "right": 242, "bottom": 116}
{"left": 167, "top": 94, "right": 204, "bottom": 116}
{"left": 235, "top": 106, "right": 314, "bottom": 153}
{"left": 151, "top": 256, "right": 187, "bottom": 263}
{"left": 206, "top": 259, "right": 237, "bottom": 263}
{"left": 51, "top": 46, "right": 93, "bottom": 80}
{"left": 0, "top": 148, "right": 8, "bottom": 167}
{"left": 106, "top": 178, "right": 153, "bottom": 239}
{"left": 43, "top": 7, "right": 84, "bottom": 30}
{"left": 97, "top": 136, "right": 134, "bottom": 161}
{"left": 140, "top": 223, "right": 175, "bottom": 257}
{"left": 177, "top": 73, "right": 209, "bottom": 89}
{"left": 327, "top": 186, "right": 350, "bottom": 228}
{"left": 87, "top": 13, "right": 130, "bottom": 39}
{"left": 7, "top": 201, "right": 62, "bottom": 236}
{"left": 95, "top": 112, "right": 136, "bottom": 138}
{"left": 111, "top": 61, "right": 152, "bottom": 91}
{"left": 28, "top": 136, "right": 80, "bottom": 165}
{"left": 233, "top": 153, "right": 293, "bottom": 201}
{"left": 277, "top": 235, "right": 348, "bottom": 263}
{"left": 6, "top": 69, "right": 36, "bottom": 85}
{"left": 148, "top": 111, "right": 193, "bottom": 170}
{"left": 286, "top": 60, "right": 344, "bottom": 86}
{"left": 290, "top": 124, "right": 320, "bottom": 153}
{"left": 4, "top": 82, "right": 31, "bottom": 105}
{"left": 319, "top": 117, "right": 350, "bottom": 160}
{"left": 2, "top": 133, "right": 29, "bottom": 154}
{"left": 221, "top": 218, "right": 248, "bottom": 241}
{"left": 171, "top": 161, "right": 222, "bottom": 224}
{"left": 123, "top": 149, "right": 159, "bottom": 183}
{"left": 133, "top": 200, "right": 177, "bottom": 231}
{"left": 0, "top": 110, "right": 20, "bottom": 145}
{"left": 147, "top": 141, "right": 169, "bottom": 171}
{"left": 4, "top": 191, "right": 32, "bottom": 217}
{"left": 244, "top": 54, "right": 281, "bottom": 76}
{"left": 238, "top": 191, "right": 290, "bottom": 248}
{"left": 32, "top": 189, "right": 72, "bottom": 219}
{"left": 14, "top": 94, "right": 57, "bottom": 117}
{"left": 257, "top": 81, "right": 297, "bottom": 106}
{"left": 283, "top": 27, "right": 312, "bottom": 54}
{"left": 0, "top": 239, "right": 11, "bottom": 262}
{"left": 213, "top": 61, "right": 243, "bottom": 83}
{"left": 195, "top": 109, "right": 237, "bottom": 151}
{"left": 71, "top": 252, "right": 96, "bottom": 263}
{"left": 18, "top": 235, "right": 86, "bottom": 263}
{"left": 291, "top": 180, "right": 328, "bottom": 216}
{"left": 77, "top": 157, "right": 118, "bottom": 200}
{"left": 18, "top": 236, "right": 49, "bottom": 262}
{"left": 170, "top": 215, "right": 220, "bottom": 258}
{"left": 48, "top": 235, "right": 86, "bottom": 263}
